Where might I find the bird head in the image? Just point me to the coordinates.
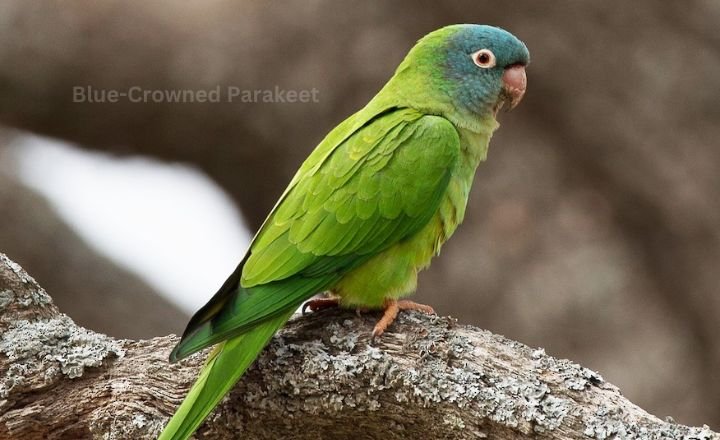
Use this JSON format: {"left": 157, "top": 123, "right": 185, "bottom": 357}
{"left": 387, "top": 24, "right": 529, "bottom": 124}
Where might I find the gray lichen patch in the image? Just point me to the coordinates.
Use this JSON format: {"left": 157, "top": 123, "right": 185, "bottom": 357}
{"left": 530, "top": 346, "right": 605, "bottom": 392}
{"left": 89, "top": 408, "right": 169, "bottom": 440}
{"left": 0, "top": 254, "right": 53, "bottom": 313}
{"left": 0, "top": 315, "right": 124, "bottom": 400}
{"left": 396, "top": 316, "right": 572, "bottom": 434}
{"left": 249, "top": 334, "right": 394, "bottom": 415}
{"left": 583, "top": 406, "right": 718, "bottom": 440}
{"left": 0, "top": 290, "right": 13, "bottom": 310}
{"left": 1, "top": 254, "right": 38, "bottom": 285}
{"left": 13, "top": 287, "right": 53, "bottom": 309}
{"left": 242, "top": 312, "right": 573, "bottom": 436}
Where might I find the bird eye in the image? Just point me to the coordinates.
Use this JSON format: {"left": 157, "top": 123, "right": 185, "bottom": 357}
{"left": 471, "top": 49, "right": 496, "bottom": 69}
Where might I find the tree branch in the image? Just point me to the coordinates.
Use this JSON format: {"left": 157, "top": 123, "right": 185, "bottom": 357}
{"left": 0, "top": 252, "right": 715, "bottom": 440}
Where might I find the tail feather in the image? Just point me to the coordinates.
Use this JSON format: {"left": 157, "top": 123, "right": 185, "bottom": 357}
{"left": 170, "top": 275, "right": 337, "bottom": 363}
{"left": 158, "top": 309, "right": 295, "bottom": 440}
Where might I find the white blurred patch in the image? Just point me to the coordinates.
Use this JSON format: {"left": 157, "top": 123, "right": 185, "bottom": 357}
{"left": 12, "top": 135, "right": 251, "bottom": 313}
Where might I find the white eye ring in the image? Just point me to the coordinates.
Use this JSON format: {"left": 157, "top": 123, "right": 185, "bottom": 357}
{"left": 471, "top": 49, "right": 496, "bottom": 68}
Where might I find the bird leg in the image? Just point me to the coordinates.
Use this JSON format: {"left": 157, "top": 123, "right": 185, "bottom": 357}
{"left": 371, "top": 299, "right": 435, "bottom": 342}
{"left": 301, "top": 296, "right": 340, "bottom": 315}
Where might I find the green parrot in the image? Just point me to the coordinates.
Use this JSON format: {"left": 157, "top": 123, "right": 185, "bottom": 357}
{"left": 158, "top": 24, "right": 529, "bottom": 440}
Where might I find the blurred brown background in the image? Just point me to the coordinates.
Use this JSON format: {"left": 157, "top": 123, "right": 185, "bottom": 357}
{"left": 0, "top": 0, "right": 718, "bottom": 429}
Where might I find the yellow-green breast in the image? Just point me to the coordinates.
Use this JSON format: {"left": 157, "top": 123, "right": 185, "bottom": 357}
{"left": 333, "top": 121, "right": 497, "bottom": 307}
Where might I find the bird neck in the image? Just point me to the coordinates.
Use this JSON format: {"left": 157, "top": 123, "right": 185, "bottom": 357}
{"left": 375, "top": 65, "right": 500, "bottom": 137}
{"left": 457, "top": 125, "right": 495, "bottom": 174}
{"left": 367, "top": 70, "right": 500, "bottom": 170}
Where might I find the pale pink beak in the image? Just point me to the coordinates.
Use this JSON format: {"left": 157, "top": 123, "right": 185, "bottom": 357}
{"left": 501, "top": 64, "right": 527, "bottom": 110}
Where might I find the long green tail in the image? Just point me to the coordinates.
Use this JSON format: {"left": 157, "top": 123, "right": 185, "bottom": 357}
{"left": 157, "top": 309, "right": 294, "bottom": 440}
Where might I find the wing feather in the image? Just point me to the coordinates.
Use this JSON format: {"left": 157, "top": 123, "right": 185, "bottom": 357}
{"left": 242, "top": 110, "right": 460, "bottom": 287}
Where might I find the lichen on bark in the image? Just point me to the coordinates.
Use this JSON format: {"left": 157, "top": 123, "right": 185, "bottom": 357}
{"left": 0, "top": 252, "right": 717, "bottom": 440}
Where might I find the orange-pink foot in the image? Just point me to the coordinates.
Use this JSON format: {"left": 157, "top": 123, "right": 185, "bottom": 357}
{"left": 371, "top": 299, "right": 435, "bottom": 342}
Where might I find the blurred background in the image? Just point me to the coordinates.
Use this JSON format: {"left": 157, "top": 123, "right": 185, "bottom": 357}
{"left": 0, "top": 0, "right": 718, "bottom": 429}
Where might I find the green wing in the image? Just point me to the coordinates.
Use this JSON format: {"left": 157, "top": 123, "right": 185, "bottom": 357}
{"left": 242, "top": 108, "right": 461, "bottom": 283}
{"left": 171, "top": 108, "right": 460, "bottom": 360}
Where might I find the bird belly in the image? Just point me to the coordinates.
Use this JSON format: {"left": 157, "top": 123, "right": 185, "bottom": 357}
{"left": 332, "top": 178, "right": 466, "bottom": 308}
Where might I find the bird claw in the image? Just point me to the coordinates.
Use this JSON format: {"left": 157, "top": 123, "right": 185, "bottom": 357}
{"left": 301, "top": 297, "right": 340, "bottom": 315}
{"left": 370, "top": 299, "right": 435, "bottom": 344}
{"left": 303, "top": 297, "right": 435, "bottom": 345}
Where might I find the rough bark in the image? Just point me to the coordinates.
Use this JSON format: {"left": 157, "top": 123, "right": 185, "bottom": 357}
{"left": 0, "top": 254, "right": 715, "bottom": 440}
